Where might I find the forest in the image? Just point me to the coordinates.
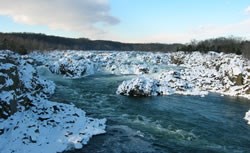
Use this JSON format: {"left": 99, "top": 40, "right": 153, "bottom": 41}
{"left": 0, "top": 32, "right": 182, "bottom": 54}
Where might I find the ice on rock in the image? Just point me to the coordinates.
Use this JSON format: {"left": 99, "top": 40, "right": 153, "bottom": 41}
{"left": 0, "top": 50, "right": 106, "bottom": 153}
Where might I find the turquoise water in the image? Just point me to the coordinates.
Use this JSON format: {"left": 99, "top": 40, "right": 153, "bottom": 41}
{"left": 39, "top": 69, "right": 250, "bottom": 153}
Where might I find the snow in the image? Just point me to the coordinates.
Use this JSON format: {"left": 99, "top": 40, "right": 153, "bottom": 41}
{"left": 0, "top": 50, "right": 106, "bottom": 153}
{"left": 244, "top": 110, "right": 250, "bottom": 125}
{"left": 18, "top": 59, "right": 36, "bottom": 89}
{"left": 0, "top": 100, "right": 106, "bottom": 153}
{"left": 0, "top": 63, "right": 15, "bottom": 70}
{"left": 4, "top": 77, "right": 13, "bottom": 87}
{"left": 232, "top": 67, "right": 242, "bottom": 76}
{"left": 0, "top": 91, "right": 14, "bottom": 104}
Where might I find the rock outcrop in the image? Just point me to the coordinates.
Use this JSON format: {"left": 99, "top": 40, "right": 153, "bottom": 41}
{"left": 0, "top": 51, "right": 55, "bottom": 118}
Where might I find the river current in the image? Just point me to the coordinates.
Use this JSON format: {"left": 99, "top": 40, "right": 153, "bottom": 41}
{"left": 39, "top": 68, "right": 250, "bottom": 153}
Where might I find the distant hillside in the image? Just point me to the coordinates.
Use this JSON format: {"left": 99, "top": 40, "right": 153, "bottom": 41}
{"left": 0, "top": 32, "right": 182, "bottom": 54}
{"left": 177, "top": 37, "right": 250, "bottom": 59}
{"left": 0, "top": 32, "right": 249, "bottom": 59}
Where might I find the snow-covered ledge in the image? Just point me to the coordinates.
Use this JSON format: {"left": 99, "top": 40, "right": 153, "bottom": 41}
{"left": 0, "top": 51, "right": 106, "bottom": 153}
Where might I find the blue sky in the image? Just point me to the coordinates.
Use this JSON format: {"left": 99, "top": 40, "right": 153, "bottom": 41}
{"left": 0, "top": 0, "right": 250, "bottom": 43}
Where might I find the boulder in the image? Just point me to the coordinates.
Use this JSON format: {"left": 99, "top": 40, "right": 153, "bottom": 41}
{"left": 117, "top": 77, "right": 161, "bottom": 96}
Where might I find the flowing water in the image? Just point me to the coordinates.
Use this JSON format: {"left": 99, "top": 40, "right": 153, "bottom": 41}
{"left": 39, "top": 68, "right": 250, "bottom": 153}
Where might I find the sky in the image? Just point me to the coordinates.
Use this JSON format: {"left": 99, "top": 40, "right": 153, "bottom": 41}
{"left": 0, "top": 0, "right": 250, "bottom": 43}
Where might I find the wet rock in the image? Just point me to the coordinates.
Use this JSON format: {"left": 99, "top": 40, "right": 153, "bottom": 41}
{"left": 138, "top": 67, "right": 149, "bottom": 74}
{"left": 172, "top": 71, "right": 181, "bottom": 79}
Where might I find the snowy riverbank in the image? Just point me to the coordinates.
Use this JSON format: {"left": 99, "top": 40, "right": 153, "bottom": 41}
{"left": 0, "top": 51, "right": 106, "bottom": 153}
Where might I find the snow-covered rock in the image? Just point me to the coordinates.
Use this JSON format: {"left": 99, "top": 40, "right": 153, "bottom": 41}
{"left": 30, "top": 50, "right": 250, "bottom": 99}
{"left": 116, "top": 71, "right": 208, "bottom": 96}
{"left": 30, "top": 51, "right": 170, "bottom": 77}
{"left": 115, "top": 51, "right": 250, "bottom": 98}
{"left": 117, "top": 76, "right": 161, "bottom": 96}
{"left": 48, "top": 55, "right": 96, "bottom": 78}
{"left": 0, "top": 50, "right": 106, "bottom": 153}
{"left": 0, "top": 51, "right": 54, "bottom": 118}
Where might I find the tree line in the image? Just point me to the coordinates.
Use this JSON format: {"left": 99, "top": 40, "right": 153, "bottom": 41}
{"left": 178, "top": 36, "right": 250, "bottom": 58}
{"left": 0, "top": 32, "right": 182, "bottom": 54}
{"left": 0, "top": 32, "right": 249, "bottom": 59}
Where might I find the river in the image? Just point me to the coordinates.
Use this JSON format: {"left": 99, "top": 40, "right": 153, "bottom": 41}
{"left": 39, "top": 67, "right": 250, "bottom": 153}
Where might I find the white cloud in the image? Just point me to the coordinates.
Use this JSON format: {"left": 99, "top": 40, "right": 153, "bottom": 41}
{"left": 0, "top": 0, "right": 119, "bottom": 38}
{"left": 245, "top": 6, "right": 250, "bottom": 14}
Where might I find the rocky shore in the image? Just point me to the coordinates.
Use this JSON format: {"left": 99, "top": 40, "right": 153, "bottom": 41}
{"left": 0, "top": 51, "right": 106, "bottom": 153}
